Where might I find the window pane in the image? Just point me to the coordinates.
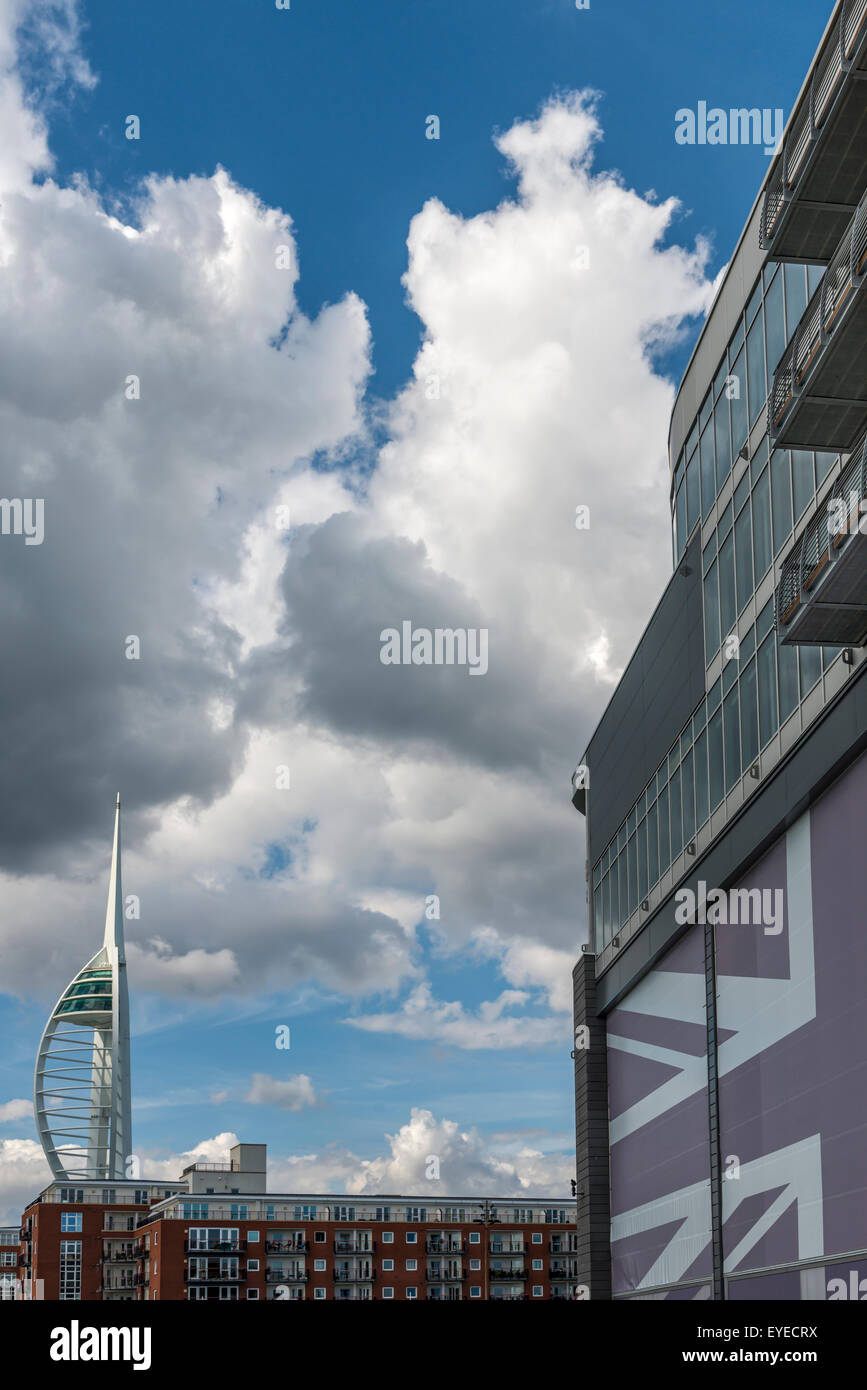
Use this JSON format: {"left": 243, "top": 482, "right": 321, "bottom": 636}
{"left": 714, "top": 392, "right": 732, "bottom": 491}
{"left": 669, "top": 765, "right": 683, "bottom": 859}
{"left": 637, "top": 818, "right": 648, "bottom": 902}
{"left": 694, "top": 730, "right": 709, "bottom": 827}
{"left": 681, "top": 748, "right": 695, "bottom": 844}
{"left": 757, "top": 634, "right": 778, "bottom": 746}
{"left": 816, "top": 449, "right": 837, "bottom": 486}
{"left": 771, "top": 449, "right": 793, "bottom": 553}
{"left": 752, "top": 465, "right": 772, "bottom": 580}
{"left": 618, "top": 851, "right": 627, "bottom": 930}
{"left": 647, "top": 800, "right": 659, "bottom": 887}
{"left": 686, "top": 452, "right": 700, "bottom": 534}
{"left": 718, "top": 532, "right": 736, "bottom": 640}
{"left": 735, "top": 505, "right": 753, "bottom": 613}
{"left": 704, "top": 561, "right": 720, "bottom": 663}
{"left": 627, "top": 834, "right": 637, "bottom": 916}
{"left": 778, "top": 638, "right": 799, "bottom": 723}
{"left": 799, "top": 644, "right": 822, "bottom": 696}
{"left": 784, "top": 263, "right": 807, "bottom": 339}
{"left": 724, "top": 685, "right": 741, "bottom": 791}
{"left": 765, "top": 268, "right": 786, "bottom": 378}
{"left": 791, "top": 449, "right": 814, "bottom": 521}
{"left": 747, "top": 308, "right": 766, "bottom": 423}
{"left": 740, "top": 657, "right": 758, "bottom": 768}
{"left": 729, "top": 348, "right": 748, "bottom": 456}
{"left": 700, "top": 424, "right": 716, "bottom": 518}
{"left": 675, "top": 482, "right": 686, "bottom": 560}
{"left": 708, "top": 708, "right": 724, "bottom": 811}
{"left": 658, "top": 784, "right": 670, "bottom": 873}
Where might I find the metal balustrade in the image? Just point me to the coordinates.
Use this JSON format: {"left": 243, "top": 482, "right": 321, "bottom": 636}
{"left": 770, "top": 191, "right": 867, "bottom": 451}
{"left": 761, "top": 0, "right": 867, "bottom": 259}
{"left": 776, "top": 424, "right": 867, "bottom": 644}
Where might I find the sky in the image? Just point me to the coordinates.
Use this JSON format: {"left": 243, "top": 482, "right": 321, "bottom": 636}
{"left": 0, "top": 0, "right": 829, "bottom": 1222}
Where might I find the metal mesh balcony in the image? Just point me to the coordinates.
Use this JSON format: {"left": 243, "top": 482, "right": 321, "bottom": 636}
{"left": 769, "top": 190, "right": 867, "bottom": 451}
{"left": 761, "top": 0, "right": 867, "bottom": 260}
{"left": 775, "top": 424, "right": 867, "bottom": 644}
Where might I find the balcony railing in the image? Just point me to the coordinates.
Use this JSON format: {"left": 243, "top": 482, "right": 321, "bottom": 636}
{"left": 761, "top": 0, "right": 867, "bottom": 259}
{"left": 770, "top": 190, "right": 867, "bottom": 452}
{"left": 490, "top": 1244, "right": 526, "bottom": 1255}
{"left": 266, "top": 1268, "right": 308, "bottom": 1282}
{"left": 185, "top": 1269, "right": 247, "bottom": 1283}
{"left": 333, "top": 1270, "right": 375, "bottom": 1282}
{"left": 425, "top": 1240, "right": 464, "bottom": 1254}
{"left": 490, "top": 1268, "right": 528, "bottom": 1280}
{"left": 333, "top": 1241, "right": 374, "bottom": 1254}
{"left": 775, "top": 423, "right": 867, "bottom": 644}
{"left": 426, "top": 1270, "right": 466, "bottom": 1282}
{"left": 184, "top": 1239, "right": 247, "bottom": 1254}
{"left": 103, "top": 1249, "right": 139, "bottom": 1262}
{"left": 266, "top": 1240, "right": 308, "bottom": 1253}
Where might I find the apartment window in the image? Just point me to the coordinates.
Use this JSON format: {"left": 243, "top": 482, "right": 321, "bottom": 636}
{"left": 406, "top": 1232, "right": 417, "bottom": 1244}
{"left": 375, "top": 1207, "right": 390, "bottom": 1221}
{"left": 60, "top": 1213, "right": 82, "bottom": 1233}
{"left": 470, "top": 1259, "right": 481, "bottom": 1270}
{"left": 406, "top": 1287, "right": 417, "bottom": 1299}
{"left": 293, "top": 1206, "right": 316, "bottom": 1221}
{"left": 533, "top": 1285, "right": 544, "bottom": 1297}
{"left": 314, "top": 1231, "right": 326, "bottom": 1243}
{"left": 182, "top": 1203, "right": 209, "bottom": 1219}
{"left": 470, "top": 1286, "right": 481, "bottom": 1298}
{"left": 382, "top": 1287, "right": 394, "bottom": 1299}
{"left": 469, "top": 1232, "right": 480, "bottom": 1244}
{"left": 405, "top": 1208, "right": 426, "bottom": 1222}
{"left": 314, "top": 1260, "right": 326, "bottom": 1272}
{"left": 1, "top": 1253, "right": 16, "bottom": 1267}
{"left": 532, "top": 1233, "right": 542, "bottom": 1244}
{"left": 248, "top": 1230, "right": 259, "bottom": 1243}
{"left": 382, "top": 1232, "right": 394, "bottom": 1244}
{"left": 59, "top": 1240, "right": 81, "bottom": 1300}
{"left": 247, "top": 1289, "right": 259, "bottom": 1300}
{"left": 134, "top": 1189, "right": 148, "bottom": 1205}
{"left": 532, "top": 1259, "right": 543, "bottom": 1271}
{"left": 545, "top": 1210, "right": 568, "bottom": 1224}
{"left": 101, "top": 1189, "right": 116, "bottom": 1204}
{"left": 247, "top": 1259, "right": 259, "bottom": 1272}
{"left": 406, "top": 1259, "right": 417, "bottom": 1271}
{"left": 59, "top": 1188, "right": 84, "bottom": 1203}
{"left": 219, "top": 1286, "right": 238, "bottom": 1300}
{"left": 314, "top": 1287, "right": 326, "bottom": 1300}
{"left": 229, "top": 1205, "right": 247, "bottom": 1221}
{"left": 382, "top": 1259, "right": 394, "bottom": 1271}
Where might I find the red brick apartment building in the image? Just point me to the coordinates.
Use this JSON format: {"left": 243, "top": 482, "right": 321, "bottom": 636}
{"left": 12, "top": 1144, "right": 579, "bottom": 1301}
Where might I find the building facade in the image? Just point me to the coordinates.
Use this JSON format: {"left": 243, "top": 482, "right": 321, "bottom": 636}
{"left": 572, "top": 0, "right": 867, "bottom": 1300}
{"left": 12, "top": 1144, "right": 578, "bottom": 1301}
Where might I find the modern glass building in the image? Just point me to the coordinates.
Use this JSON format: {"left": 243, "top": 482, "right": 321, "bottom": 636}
{"left": 571, "top": 0, "right": 867, "bottom": 1301}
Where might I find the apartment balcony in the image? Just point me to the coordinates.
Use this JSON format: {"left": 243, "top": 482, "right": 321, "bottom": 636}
{"left": 761, "top": 0, "right": 867, "bottom": 260}
{"left": 426, "top": 1268, "right": 465, "bottom": 1282}
{"left": 776, "top": 424, "right": 867, "bottom": 644}
{"left": 184, "top": 1239, "right": 247, "bottom": 1254}
{"left": 184, "top": 1270, "right": 247, "bottom": 1284}
{"left": 425, "top": 1240, "right": 465, "bottom": 1254}
{"left": 770, "top": 192, "right": 867, "bottom": 452}
{"left": 265, "top": 1268, "right": 308, "bottom": 1283}
{"left": 266, "top": 1240, "right": 308, "bottom": 1253}
{"left": 333, "top": 1241, "right": 374, "bottom": 1255}
{"left": 489, "top": 1268, "right": 528, "bottom": 1280}
{"left": 333, "top": 1270, "right": 375, "bottom": 1282}
{"left": 103, "top": 1249, "right": 139, "bottom": 1262}
{"left": 490, "top": 1245, "right": 526, "bottom": 1256}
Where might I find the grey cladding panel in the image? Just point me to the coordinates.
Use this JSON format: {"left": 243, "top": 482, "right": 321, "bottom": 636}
{"left": 586, "top": 535, "right": 704, "bottom": 863}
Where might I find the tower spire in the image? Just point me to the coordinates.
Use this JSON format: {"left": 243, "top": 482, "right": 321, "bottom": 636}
{"left": 103, "top": 793, "right": 125, "bottom": 959}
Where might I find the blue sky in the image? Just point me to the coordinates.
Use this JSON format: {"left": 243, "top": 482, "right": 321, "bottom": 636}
{"left": 0, "top": 0, "right": 831, "bottom": 1217}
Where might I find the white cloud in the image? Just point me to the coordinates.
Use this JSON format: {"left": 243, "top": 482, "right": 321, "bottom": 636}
{"left": 243, "top": 1073, "right": 319, "bottom": 1111}
{"left": 0, "top": 1098, "right": 33, "bottom": 1122}
{"left": 346, "top": 980, "right": 568, "bottom": 1050}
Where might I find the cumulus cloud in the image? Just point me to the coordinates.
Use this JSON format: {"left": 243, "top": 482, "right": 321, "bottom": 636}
{"left": 0, "top": 1098, "right": 33, "bottom": 1122}
{"left": 346, "top": 980, "right": 568, "bottom": 1050}
{"left": 0, "top": 6, "right": 715, "bottom": 1057}
{"left": 242, "top": 1073, "right": 319, "bottom": 1111}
